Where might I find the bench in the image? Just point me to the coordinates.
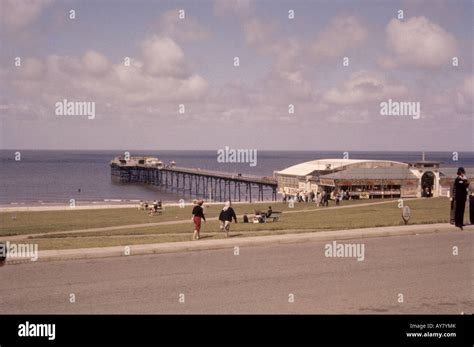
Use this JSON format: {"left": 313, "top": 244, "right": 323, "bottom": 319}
{"left": 253, "top": 212, "right": 282, "bottom": 223}
{"left": 265, "top": 212, "right": 282, "bottom": 222}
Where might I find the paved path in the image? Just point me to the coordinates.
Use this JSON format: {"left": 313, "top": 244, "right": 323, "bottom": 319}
{"left": 0, "top": 230, "right": 471, "bottom": 314}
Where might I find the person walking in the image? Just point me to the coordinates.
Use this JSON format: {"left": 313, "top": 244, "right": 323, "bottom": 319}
{"left": 315, "top": 192, "right": 321, "bottom": 207}
{"left": 450, "top": 182, "right": 456, "bottom": 225}
{"left": 192, "top": 200, "right": 206, "bottom": 240}
{"left": 452, "top": 167, "right": 469, "bottom": 230}
{"left": 149, "top": 200, "right": 158, "bottom": 216}
{"left": 322, "top": 191, "right": 329, "bottom": 207}
{"left": 469, "top": 182, "right": 474, "bottom": 225}
{"left": 219, "top": 201, "right": 237, "bottom": 238}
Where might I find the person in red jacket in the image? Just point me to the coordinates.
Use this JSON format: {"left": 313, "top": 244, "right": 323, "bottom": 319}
{"left": 192, "top": 200, "right": 206, "bottom": 240}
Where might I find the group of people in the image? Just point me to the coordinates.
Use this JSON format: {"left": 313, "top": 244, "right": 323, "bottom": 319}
{"left": 191, "top": 200, "right": 244, "bottom": 240}
{"left": 174, "top": 165, "right": 472, "bottom": 242}
{"left": 282, "top": 190, "right": 347, "bottom": 206}
{"left": 138, "top": 200, "right": 162, "bottom": 216}
{"left": 253, "top": 206, "right": 275, "bottom": 223}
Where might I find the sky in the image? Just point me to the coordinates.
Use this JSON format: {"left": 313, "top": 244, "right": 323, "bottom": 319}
{"left": 0, "top": 0, "right": 472, "bottom": 151}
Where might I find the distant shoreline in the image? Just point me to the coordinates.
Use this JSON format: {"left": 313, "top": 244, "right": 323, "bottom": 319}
{"left": 1, "top": 149, "right": 473, "bottom": 153}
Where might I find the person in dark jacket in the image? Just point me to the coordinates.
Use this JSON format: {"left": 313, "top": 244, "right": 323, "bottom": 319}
{"left": 450, "top": 178, "right": 457, "bottom": 224}
{"left": 470, "top": 182, "right": 474, "bottom": 225}
{"left": 452, "top": 167, "right": 469, "bottom": 230}
{"left": 192, "top": 200, "right": 206, "bottom": 240}
{"left": 322, "top": 192, "right": 330, "bottom": 207}
{"left": 219, "top": 201, "right": 237, "bottom": 237}
{"left": 266, "top": 206, "right": 273, "bottom": 218}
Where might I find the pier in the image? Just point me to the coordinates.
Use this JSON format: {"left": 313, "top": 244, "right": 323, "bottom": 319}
{"left": 110, "top": 157, "right": 277, "bottom": 202}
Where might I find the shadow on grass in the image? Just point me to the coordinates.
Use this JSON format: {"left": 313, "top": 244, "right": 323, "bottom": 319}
{"left": 198, "top": 235, "right": 215, "bottom": 240}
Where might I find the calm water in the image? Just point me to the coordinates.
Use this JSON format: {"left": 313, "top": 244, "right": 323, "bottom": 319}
{"left": 0, "top": 150, "right": 472, "bottom": 205}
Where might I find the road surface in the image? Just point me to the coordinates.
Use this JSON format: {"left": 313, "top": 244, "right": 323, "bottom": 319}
{"left": 0, "top": 231, "right": 472, "bottom": 314}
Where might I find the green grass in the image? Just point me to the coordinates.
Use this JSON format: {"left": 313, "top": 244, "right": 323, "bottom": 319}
{"left": 0, "top": 199, "right": 373, "bottom": 236}
{"left": 2, "top": 197, "right": 461, "bottom": 251}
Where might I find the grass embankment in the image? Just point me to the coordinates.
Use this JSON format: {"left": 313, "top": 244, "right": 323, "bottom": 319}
{"left": 0, "top": 198, "right": 456, "bottom": 251}
{"left": 0, "top": 199, "right": 370, "bottom": 236}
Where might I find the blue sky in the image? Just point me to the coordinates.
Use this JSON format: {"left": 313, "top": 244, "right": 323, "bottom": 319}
{"left": 0, "top": 0, "right": 472, "bottom": 151}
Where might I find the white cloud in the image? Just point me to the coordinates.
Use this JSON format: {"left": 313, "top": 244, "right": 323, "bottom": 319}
{"left": 260, "top": 69, "right": 315, "bottom": 102}
{"left": 242, "top": 17, "right": 275, "bottom": 48}
{"left": 20, "top": 58, "right": 45, "bottom": 80}
{"left": 311, "top": 16, "right": 367, "bottom": 60}
{"left": 461, "top": 75, "right": 473, "bottom": 97}
{"left": 1, "top": 0, "right": 53, "bottom": 31}
{"left": 82, "top": 50, "right": 110, "bottom": 76}
{"left": 376, "top": 56, "right": 398, "bottom": 69}
{"left": 1, "top": 2, "right": 472, "bottom": 151}
{"left": 383, "top": 17, "right": 458, "bottom": 68}
{"left": 323, "top": 71, "right": 407, "bottom": 105}
{"left": 5, "top": 35, "right": 209, "bottom": 119}
{"left": 326, "top": 108, "right": 372, "bottom": 124}
{"left": 159, "top": 9, "right": 210, "bottom": 41}
{"left": 141, "top": 35, "right": 188, "bottom": 78}
{"left": 239, "top": 17, "right": 311, "bottom": 100}
{"left": 455, "top": 75, "right": 473, "bottom": 112}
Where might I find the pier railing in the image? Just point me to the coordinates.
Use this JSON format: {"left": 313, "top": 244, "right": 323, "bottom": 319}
{"left": 111, "top": 163, "right": 277, "bottom": 202}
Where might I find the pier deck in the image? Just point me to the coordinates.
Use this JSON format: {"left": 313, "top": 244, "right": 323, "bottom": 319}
{"left": 110, "top": 161, "right": 277, "bottom": 202}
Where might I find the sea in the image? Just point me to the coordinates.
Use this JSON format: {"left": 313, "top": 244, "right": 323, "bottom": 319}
{"left": 0, "top": 150, "right": 472, "bottom": 206}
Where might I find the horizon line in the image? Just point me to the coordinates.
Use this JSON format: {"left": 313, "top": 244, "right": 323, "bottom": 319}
{"left": 0, "top": 148, "right": 472, "bottom": 153}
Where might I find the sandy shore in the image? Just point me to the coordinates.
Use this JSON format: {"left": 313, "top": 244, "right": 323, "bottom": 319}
{"left": 0, "top": 200, "right": 275, "bottom": 212}
{"left": 0, "top": 204, "right": 138, "bottom": 212}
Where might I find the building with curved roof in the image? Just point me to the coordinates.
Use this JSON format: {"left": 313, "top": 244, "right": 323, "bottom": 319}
{"left": 275, "top": 158, "right": 472, "bottom": 199}
{"left": 276, "top": 159, "right": 408, "bottom": 177}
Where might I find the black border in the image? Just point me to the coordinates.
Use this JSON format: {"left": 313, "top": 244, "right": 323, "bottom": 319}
{"left": 1, "top": 314, "right": 473, "bottom": 346}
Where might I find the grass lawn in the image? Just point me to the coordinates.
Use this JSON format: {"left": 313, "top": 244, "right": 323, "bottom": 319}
{"left": 0, "top": 199, "right": 374, "bottom": 236}
{"left": 0, "top": 197, "right": 460, "bottom": 251}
